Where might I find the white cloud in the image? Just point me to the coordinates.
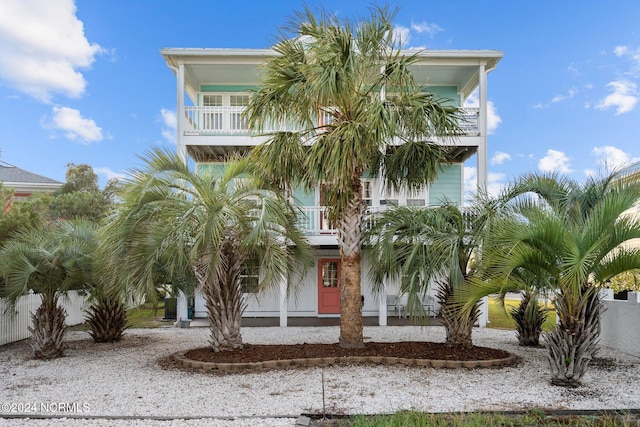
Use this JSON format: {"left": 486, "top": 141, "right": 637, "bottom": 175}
{"left": 463, "top": 167, "right": 506, "bottom": 201}
{"left": 464, "top": 166, "right": 477, "bottom": 191}
{"left": 94, "top": 166, "right": 126, "bottom": 181}
{"left": 486, "top": 101, "right": 501, "bottom": 134}
{"left": 551, "top": 87, "right": 578, "bottom": 103}
{"left": 463, "top": 92, "right": 502, "bottom": 134}
{"left": 491, "top": 151, "right": 512, "bottom": 165}
{"left": 392, "top": 25, "right": 410, "bottom": 47}
{"left": 160, "top": 108, "right": 177, "bottom": 144}
{"left": 487, "top": 172, "right": 506, "bottom": 197}
{"left": 614, "top": 45, "right": 629, "bottom": 57}
{"left": 410, "top": 21, "right": 443, "bottom": 37}
{"left": 47, "top": 106, "right": 103, "bottom": 144}
{"left": 538, "top": 149, "right": 572, "bottom": 173}
{"left": 0, "top": 0, "right": 104, "bottom": 102}
{"left": 592, "top": 145, "right": 640, "bottom": 171}
{"left": 595, "top": 80, "right": 638, "bottom": 115}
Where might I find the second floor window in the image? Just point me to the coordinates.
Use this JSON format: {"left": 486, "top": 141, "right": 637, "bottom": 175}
{"left": 202, "top": 95, "right": 223, "bottom": 130}
{"left": 230, "top": 95, "right": 250, "bottom": 130}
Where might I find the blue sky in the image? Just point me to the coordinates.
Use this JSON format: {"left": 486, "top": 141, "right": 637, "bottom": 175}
{"left": 1, "top": 0, "right": 639, "bottom": 196}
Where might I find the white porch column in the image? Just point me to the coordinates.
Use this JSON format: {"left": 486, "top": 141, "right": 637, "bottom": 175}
{"left": 279, "top": 277, "right": 288, "bottom": 327}
{"left": 378, "top": 279, "right": 388, "bottom": 326}
{"left": 176, "top": 63, "right": 187, "bottom": 163}
{"left": 176, "top": 290, "right": 188, "bottom": 323}
{"left": 477, "top": 64, "right": 488, "bottom": 193}
{"left": 478, "top": 295, "right": 489, "bottom": 328}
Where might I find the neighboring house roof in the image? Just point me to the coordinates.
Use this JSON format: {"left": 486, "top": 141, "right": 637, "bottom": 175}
{"left": 0, "top": 161, "right": 63, "bottom": 195}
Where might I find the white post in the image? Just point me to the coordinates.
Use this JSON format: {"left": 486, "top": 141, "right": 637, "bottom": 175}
{"left": 279, "top": 277, "right": 288, "bottom": 327}
{"left": 478, "top": 296, "right": 489, "bottom": 328}
{"left": 379, "top": 279, "right": 388, "bottom": 326}
{"left": 477, "top": 64, "right": 488, "bottom": 193}
{"left": 176, "top": 62, "right": 187, "bottom": 163}
{"left": 176, "top": 290, "right": 188, "bottom": 324}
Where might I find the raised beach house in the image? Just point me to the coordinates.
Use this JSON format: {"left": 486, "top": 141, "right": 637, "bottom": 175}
{"left": 161, "top": 48, "right": 503, "bottom": 326}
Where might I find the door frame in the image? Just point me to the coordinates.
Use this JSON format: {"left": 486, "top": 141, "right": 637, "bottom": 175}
{"left": 317, "top": 258, "right": 341, "bottom": 315}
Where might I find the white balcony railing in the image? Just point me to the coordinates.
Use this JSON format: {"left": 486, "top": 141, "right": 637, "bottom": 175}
{"left": 296, "top": 206, "right": 389, "bottom": 236}
{"left": 183, "top": 106, "right": 480, "bottom": 136}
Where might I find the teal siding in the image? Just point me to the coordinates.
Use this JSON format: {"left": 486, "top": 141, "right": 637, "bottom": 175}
{"left": 293, "top": 185, "right": 315, "bottom": 206}
{"left": 196, "top": 163, "right": 227, "bottom": 177}
{"left": 200, "top": 85, "right": 257, "bottom": 92}
{"left": 429, "top": 164, "right": 462, "bottom": 206}
{"left": 423, "top": 86, "right": 460, "bottom": 107}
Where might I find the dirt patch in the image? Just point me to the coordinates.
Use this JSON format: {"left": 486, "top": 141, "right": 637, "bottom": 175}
{"left": 183, "top": 341, "right": 511, "bottom": 364}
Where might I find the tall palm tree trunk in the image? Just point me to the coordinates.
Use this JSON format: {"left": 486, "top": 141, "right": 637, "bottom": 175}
{"left": 201, "top": 242, "right": 245, "bottom": 352}
{"left": 337, "top": 193, "right": 365, "bottom": 349}
{"left": 545, "top": 286, "right": 600, "bottom": 387}
{"left": 29, "top": 294, "right": 68, "bottom": 359}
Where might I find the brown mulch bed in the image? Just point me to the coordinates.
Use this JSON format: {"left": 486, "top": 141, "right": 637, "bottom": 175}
{"left": 184, "top": 341, "right": 511, "bottom": 364}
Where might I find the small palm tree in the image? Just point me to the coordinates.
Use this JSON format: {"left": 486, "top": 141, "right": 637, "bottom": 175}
{"left": 245, "top": 5, "right": 461, "bottom": 348}
{"left": 367, "top": 200, "right": 501, "bottom": 348}
{"left": 464, "top": 171, "right": 640, "bottom": 386}
{"left": 508, "top": 291, "right": 549, "bottom": 347}
{"left": 0, "top": 220, "right": 95, "bottom": 359}
{"left": 99, "top": 148, "right": 310, "bottom": 352}
{"left": 84, "top": 289, "right": 128, "bottom": 343}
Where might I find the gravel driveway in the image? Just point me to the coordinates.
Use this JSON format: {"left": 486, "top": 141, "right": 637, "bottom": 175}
{"left": 1, "top": 325, "right": 638, "bottom": 426}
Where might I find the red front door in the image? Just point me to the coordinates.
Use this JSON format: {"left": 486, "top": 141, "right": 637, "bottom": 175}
{"left": 318, "top": 259, "right": 341, "bottom": 314}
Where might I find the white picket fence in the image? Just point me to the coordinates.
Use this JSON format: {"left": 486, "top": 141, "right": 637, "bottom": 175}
{"left": 0, "top": 291, "right": 87, "bottom": 346}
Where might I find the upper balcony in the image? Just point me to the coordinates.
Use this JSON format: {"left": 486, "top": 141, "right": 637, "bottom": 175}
{"left": 161, "top": 48, "right": 503, "bottom": 164}
{"left": 183, "top": 106, "right": 481, "bottom": 137}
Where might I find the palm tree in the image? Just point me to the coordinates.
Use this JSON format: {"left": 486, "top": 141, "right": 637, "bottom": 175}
{"left": 245, "top": 6, "right": 461, "bottom": 348}
{"left": 84, "top": 290, "right": 128, "bottom": 343}
{"left": 0, "top": 220, "right": 96, "bottom": 359}
{"left": 366, "top": 200, "right": 502, "bottom": 348}
{"left": 464, "top": 171, "right": 640, "bottom": 386}
{"left": 99, "top": 148, "right": 310, "bottom": 352}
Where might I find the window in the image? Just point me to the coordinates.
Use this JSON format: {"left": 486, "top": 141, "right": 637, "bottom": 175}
{"left": 362, "top": 180, "right": 372, "bottom": 206}
{"left": 230, "top": 95, "right": 250, "bottom": 130}
{"left": 321, "top": 261, "right": 340, "bottom": 288}
{"left": 202, "top": 95, "right": 223, "bottom": 130}
{"left": 240, "top": 259, "right": 259, "bottom": 294}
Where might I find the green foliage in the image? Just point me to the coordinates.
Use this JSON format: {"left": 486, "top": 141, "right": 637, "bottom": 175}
{"left": 347, "top": 410, "right": 637, "bottom": 426}
{"left": 0, "top": 220, "right": 97, "bottom": 303}
{"left": 608, "top": 270, "right": 640, "bottom": 292}
{"left": 487, "top": 298, "right": 556, "bottom": 331}
{"left": 59, "top": 163, "right": 99, "bottom": 194}
{"left": 0, "top": 164, "right": 115, "bottom": 245}
{"left": 0, "top": 192, "right": 52, "bottom": 243}
{"left": 85, "top": 293, "right": 128, "bottom": 343}
{"left": 98, "top": 148, "right": 311, "bottom": 350}
{"left": 49, "top": 190, "right": 111, "bottom": 221}
{"left": 246, "top": 5, "right": 461, "bottom": 219}
{"left": 463, "top": 170, "right": 640, "bottom": 386}
{"left": 366, "top": 197, "right": 507, "bottom": 347}
{"left": 0, "top": 220, "right": 98, "bottom": 358}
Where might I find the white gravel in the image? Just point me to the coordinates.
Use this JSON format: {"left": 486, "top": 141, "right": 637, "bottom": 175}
{"left": 1, "top": 325, "right": 639, "bottom": 427}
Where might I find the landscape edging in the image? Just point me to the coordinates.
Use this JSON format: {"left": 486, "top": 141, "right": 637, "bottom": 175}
{"left": 172, "top": 350, "right": 517, "bottom": 372}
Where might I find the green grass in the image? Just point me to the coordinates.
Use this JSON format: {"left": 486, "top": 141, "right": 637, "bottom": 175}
{"left": 488, "top": 298, "right": 556, "bottom": 331}
{"left": 126, "top": 304, "right": 167, "bottom": 328}
{"left": 345, "top": 410, "right": 638, "bottom": 426}
{"left": 68, "top": 303, "right": 168, "bottom": 331}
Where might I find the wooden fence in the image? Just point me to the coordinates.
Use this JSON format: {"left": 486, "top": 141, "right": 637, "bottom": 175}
{"left": 0, "top": 291, "right": 87, "bottom": 346}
